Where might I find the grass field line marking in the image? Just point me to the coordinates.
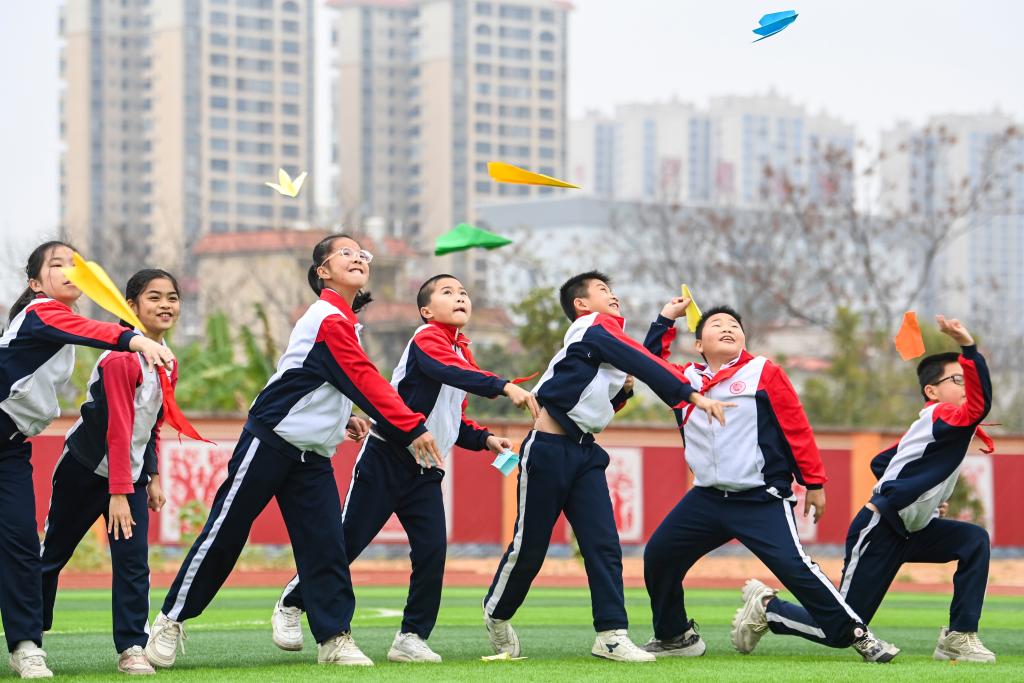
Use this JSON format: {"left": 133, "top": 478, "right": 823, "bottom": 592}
{"left": 364, "top": 608, "right": 405, "bottom": 618}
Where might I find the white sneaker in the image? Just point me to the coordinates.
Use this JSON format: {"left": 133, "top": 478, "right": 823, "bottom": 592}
{"left": 642, "top": 620, "right": 707, "bottom": 657}
{"left": 591, "top": 630, "right": 656, "bottom": 662}
{"left": 387, "top": 631, "right": 442, "bottom": 663}
{"left": 117, "top": 646, "right": 155, "bottom": 675}
{"left": 317, "top": 632, "right": 373, "bottom": 666}
{"left": 852, "top": 629, "right": 900, "bottom": 663}
{"left": 271, "top": 600, "right": 304, "bottom": 651}
{"left": 484, "top": 602, "right": 521, "bottom": 657}
{"left": 8, "top": 645, "right": 53, "bottom": 679}
{"left": 730, "top": 579, "right": 777, "bottom": 654}
{"left": 144, "top": 613, "right": 186, "bottom": 668}
{"left": 933, "top": 627, "right": 995, "bottom": 663}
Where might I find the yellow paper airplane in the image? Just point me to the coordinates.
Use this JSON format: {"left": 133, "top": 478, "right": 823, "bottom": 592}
{"left": 487, "top": 161, "right": 580, "bottom": 189}
{"left": 681, "top": 284, "right": 702, "bottom": 333}
{"left": 265, "top": 168, "right": 308, "bottom": 198}
{"left": 63, "top": 253, "right": 147, "bottom": 332}
{"left": 480, "top": 652, "right": 528, "bottom": 661}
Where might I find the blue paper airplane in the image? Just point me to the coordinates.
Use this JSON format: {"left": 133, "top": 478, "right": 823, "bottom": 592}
{"left": 753, "top": 10, "right": 798, "bottom": 42}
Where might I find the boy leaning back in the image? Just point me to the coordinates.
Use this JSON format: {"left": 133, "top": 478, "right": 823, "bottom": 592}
{"left": 749, "top": 315, "right": 996, "bottom": 663}
{"left": 482, "top": 272, "right": 730, "bottom": 663}
{"left": 641, "top": 297, "right": 897, "bottom": 662}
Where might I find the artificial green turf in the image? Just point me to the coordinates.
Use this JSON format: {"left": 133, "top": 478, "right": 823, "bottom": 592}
{"left": 26, "top": 586, "right": 1024, "bottom": 681}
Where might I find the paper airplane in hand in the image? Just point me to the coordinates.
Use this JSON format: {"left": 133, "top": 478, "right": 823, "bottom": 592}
{"left": 434, "top": 223, "right": 513, "bottom": 256}
{"left": 681, "top": 284, "right": 703, "bottom": 333}
{"left": 265, "top": 168, "right": 308, "bottom": 197}
{"left": 63, "top": 253, "right": 147, "bottom": 332}
{"left": 894, "top": 311, "right": 926, "bottom": 361}
{"left": 487, "top": 161, "right": 579, "bottom": 189}
{"left": 753, "top": 10, "right": 798, "bottom": 42}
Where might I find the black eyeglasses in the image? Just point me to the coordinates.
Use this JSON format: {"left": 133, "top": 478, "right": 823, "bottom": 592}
{"left": 934, "top": 374, "right": 965, "bottom": 387}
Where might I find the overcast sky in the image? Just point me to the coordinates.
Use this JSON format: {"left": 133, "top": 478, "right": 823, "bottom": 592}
{"left": 1, "top": 0, "right": 1021, "bottom": 299}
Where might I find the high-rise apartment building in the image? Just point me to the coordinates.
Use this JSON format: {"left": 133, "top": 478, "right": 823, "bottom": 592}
{"left": 60, "top": 0, "right": 315, "bottom": 283}
{"left": 332, "top": 0, "right": 570, "bottom": 249}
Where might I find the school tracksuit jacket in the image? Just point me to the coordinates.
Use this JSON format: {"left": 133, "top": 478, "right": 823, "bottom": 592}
{"left": 766, "top": 345, "right": 993, "bottom": 643}
{"left": 42, "top": 349, "right": 172, "bottom": 653}
{"left": 0, "top": 296, "right": 139, "bottom": 652}
{"left": 282, "top": 321, "right": 509, "bottom": 638}
{"left": 160, "top": 288, "right": 427, "bottom": 644}
{"left": 485, "top": 311, "right": 696, "bottom": 632}
{"left": 641, "top": 315, "right": 866, "bottom": 647}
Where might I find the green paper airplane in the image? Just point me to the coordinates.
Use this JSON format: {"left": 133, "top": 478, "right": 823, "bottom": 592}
{"left": 434, "top": 223, "right": 513, "bottom": 256}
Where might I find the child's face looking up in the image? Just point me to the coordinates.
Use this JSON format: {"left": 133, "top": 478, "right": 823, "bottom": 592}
{"left": 421, "top": 277, "right": 472, "bottom": 328}
{"left": 574, "top": 279, "right": 621, "bottom": 318}
{"left": 924, "top": 361, "right": 967, "bottom": 406}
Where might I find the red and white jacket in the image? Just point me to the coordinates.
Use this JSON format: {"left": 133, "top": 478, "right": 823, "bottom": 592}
{"left": 62, "top": 349, "right": 171, "bottom": 494}
{"left": 645, "top": 315, "right": 826, "bottom": 495}
{"left": 870, "top": 345, "right": 992, "bottom": 534}
{"left": 246, "top": 288, "right": 427, "bottom": 459}
{"left": 0, "top": 297, "right": 138, "bottom": 440}
{"left": 385, "top": 322, "right": 508, "bottom": 458}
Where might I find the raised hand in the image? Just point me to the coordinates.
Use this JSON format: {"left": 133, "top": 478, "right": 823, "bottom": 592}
{"left": 660, "top": 296, "right": 692, "bottom": 321}
{"left": 936, "top": 315, "right": 974, "bottom": 346}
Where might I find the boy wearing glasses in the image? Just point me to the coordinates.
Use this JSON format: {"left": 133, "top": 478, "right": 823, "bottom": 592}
{"left": 747, "top": 315, "right": 996, "bottom": 663}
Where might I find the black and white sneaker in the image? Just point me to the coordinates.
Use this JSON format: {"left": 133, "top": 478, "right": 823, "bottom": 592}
{"left": 852, "top": 628, "right": 900, "bottom": 663}
{"left": 642, "top": 620, "right": 706, "bottom": 657}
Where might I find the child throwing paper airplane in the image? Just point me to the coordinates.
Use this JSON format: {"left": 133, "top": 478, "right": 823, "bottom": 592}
{"left": 272, "top": 273, "right": 539, "bottom": 663}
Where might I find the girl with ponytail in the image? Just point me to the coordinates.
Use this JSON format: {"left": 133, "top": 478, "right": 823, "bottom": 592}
{"left": 0, "top": 242, "right": 174, "bottom": 678}
{"left": 147, "top": 234, "right": 442, "bottom": 670}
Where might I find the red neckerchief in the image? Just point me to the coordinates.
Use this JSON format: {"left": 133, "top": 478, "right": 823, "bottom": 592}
{"left": 679, "top": 350, "right": 755, "bottom": 424}
{"left": 925, "top": 400, "right": 995, "bottom": 454}
{"left": 157, "top": 363, "right": 213, "bottom": 444}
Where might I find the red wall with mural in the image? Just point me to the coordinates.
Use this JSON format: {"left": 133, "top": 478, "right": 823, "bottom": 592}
{"left": 26, "top": 419, "right": 1024, "bottom": 548}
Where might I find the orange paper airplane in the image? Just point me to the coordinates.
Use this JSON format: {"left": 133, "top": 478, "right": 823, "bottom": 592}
{"left": 894, "top": 311, "right": 926, "bottom": 361}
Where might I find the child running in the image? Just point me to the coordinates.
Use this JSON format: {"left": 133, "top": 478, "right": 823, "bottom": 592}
{"left": 746, "top": 315, "right": 996, "bottom": 663}
{"left": 145, "top": 234, "right": 442, "bottom": 669}
{"left": 40, "top": 269, "right": 181, "bottom": 676}
{"left": 272, "top": 274, "right": 540, "bottom": 663}
{"left": 0, "top": 242, "right": 173, "bottom": 679}
{"left": 641, "top": 299, "right": 897, "bottom": 662}
{"left": 482, "top": 272, "right": 730, "bottom": 663}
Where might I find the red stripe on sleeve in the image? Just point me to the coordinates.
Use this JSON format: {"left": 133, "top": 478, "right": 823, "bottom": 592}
{"left": 317, "top": 316, "right": 426, "bottom": 435}
{"left": 759, "top": 363, "right": 826, "bottom": 485}
{"left": 932, "top": 354, "right": 986, "bottom": 427}
{"left": 99, "top": 353, "right": 142, "bottom": 494}
{"left": 594, "top": 314, "right": 691, "bottom": 382}
{"left": 31, "top": 300, "right": 131, "bottom": 346}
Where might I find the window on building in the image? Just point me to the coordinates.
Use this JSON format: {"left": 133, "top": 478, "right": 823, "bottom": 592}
{"left": 499, "top": 5, "right": 531, "bottom": 20}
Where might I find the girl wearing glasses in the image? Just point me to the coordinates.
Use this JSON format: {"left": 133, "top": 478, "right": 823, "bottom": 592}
{"left": 146, "top": 234, "right": 442, "bottom": 669}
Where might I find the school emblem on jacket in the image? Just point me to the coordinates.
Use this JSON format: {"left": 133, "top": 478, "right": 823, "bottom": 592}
{"left": 729, "top": 380, "right": 747, "bottom": 395}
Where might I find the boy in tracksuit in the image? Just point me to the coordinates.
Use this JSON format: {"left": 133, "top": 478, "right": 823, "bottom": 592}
{"left": 753, "top": 315, "right": 996, "bottom": 663}
{"left": 641, "top": 298, "right": 897, "bottom": 662}
{"left": 482, "top": 272, "right": 731, "bottom": 663}
{"left": 272, "top": 274, "right": 539, "bottom": 663}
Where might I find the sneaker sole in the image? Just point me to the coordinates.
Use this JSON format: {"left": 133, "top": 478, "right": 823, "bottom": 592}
{"left": 731, "top": 580, "right": 773, "bottom": 654}
{"left": 387, "top": 648, "right": 441, "bottom": 663}
{"left": 646, "top": 641, "right": 707, "bottom": 657}
{"left": 272, "top": 634, "right": 304, "bottom": 652}
{"left": 118, "top": 667, "right": 156, "bottom": 675}
{"left": 933, "top": 648, "right": 994, "bottom": 663}
{"left": 590, "top": 650, "right": 656, "bottom": 663}
{"left": 318, "top": 658, "right": 374, "bottom": 666}
{"left": 142, "top": 646, "right": 175, "bottom": 669}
